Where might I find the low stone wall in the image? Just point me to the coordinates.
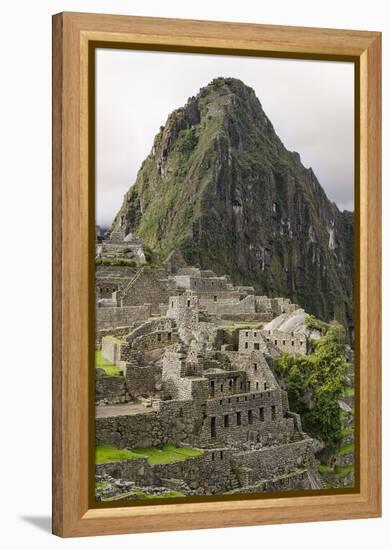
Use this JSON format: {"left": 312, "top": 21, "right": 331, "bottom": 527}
{"left": 232, "top": 439, "right": 314, "bottom": 486}
{"left": 96, "top": 305, "right": 151, "bottom": 330}
{"left": 227, "top": 469, "right": 310, "bottom": 494}
{"left": 95, "top": 376, "right": 126, "bottom": 405}
{"left": 96, "top": 400, "right": 197, "bottom": 449}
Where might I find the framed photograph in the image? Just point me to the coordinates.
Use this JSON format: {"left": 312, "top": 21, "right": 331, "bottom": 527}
{"left": 52, "top": 12, "right": 381, "bottom": 537}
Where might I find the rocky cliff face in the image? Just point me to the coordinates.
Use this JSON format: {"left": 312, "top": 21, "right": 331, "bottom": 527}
{"left": 111, "top": 77, "right": 354, "bottom": 327}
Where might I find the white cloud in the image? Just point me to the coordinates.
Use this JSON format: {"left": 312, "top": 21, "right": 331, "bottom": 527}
{"left": 96, "top": 49, "right": 354, "bottom": 227}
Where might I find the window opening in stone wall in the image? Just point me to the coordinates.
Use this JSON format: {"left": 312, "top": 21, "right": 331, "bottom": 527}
{"left": 248, "top": 410, "right": 253, "bottom": 424}
{"left": 259, "top": 407, "right": 264, "bottom": 421}
{"left": 236, "top": 412, "right": 241, "bottom": 426}
{"left": 211, "top": 417, "right": 216, "bottom": 438}
{"left": 271, "top": 405, "right": 276, "bottom": 420}
{"left": 224, "top": 414, "right": 229, "bottom": 427}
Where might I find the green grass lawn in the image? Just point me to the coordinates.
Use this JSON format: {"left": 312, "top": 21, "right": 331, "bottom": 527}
{"left": 95, "top": 444, "right": 203, "bottom": 465}
{"left": 96, "top": 445, "right": 142, "bottom": 464}
{"left": 334, "top": 464, "right": 354, "bottom": 478}
{"left": 95, "top": 350, "right": 123, "bottom": 377}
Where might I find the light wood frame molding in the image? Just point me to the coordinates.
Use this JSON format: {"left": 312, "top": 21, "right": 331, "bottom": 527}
{"left": 52, "top": 11, "right": 381, "bottom": 538}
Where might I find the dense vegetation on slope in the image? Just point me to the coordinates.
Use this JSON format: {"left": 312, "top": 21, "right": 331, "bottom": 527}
{"left": 111, "top": 77, "right": 354, "bottom": 327}
{"left": 274, "top": 317, "right": 350, "bottom": 452}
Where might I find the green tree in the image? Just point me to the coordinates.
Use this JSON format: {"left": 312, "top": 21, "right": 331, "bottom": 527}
{"left": 274, "top": 319, "right": 349, "bottom": 452}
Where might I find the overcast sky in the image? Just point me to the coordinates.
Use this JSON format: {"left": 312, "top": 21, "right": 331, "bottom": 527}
{"left": 96, "top": 49, "right": 354, "bottom": 228}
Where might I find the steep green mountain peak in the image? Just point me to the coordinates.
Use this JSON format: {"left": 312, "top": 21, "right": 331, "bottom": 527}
{"left": 111, "top": 77, "right": 354, "bottom": 328}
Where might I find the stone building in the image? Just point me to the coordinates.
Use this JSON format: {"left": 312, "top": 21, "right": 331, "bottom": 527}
{"left": 96, "top": 230, "right": 146, "bottom": 265}
{"left": 95, "top": 261, "right": 324, "bottom": 497}
{"left": 238, "top": 328, "right": 307, "bottom": 356}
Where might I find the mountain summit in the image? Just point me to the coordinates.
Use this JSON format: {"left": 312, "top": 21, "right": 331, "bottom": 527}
{"left": 111, "top": 77, "right": 354, "bottom": 328}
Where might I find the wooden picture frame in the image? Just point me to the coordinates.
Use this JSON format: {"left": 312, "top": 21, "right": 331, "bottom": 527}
{"left": 52, "top": 11, "right": 381, "bottom": 537}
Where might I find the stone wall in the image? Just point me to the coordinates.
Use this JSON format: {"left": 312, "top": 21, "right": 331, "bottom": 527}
{"left": 238, "top": 328, "right": 307, "bottom": 355}
{"left": 96, "top": 400, "right": 197, "bottom": 449}
{"left": 132, "top": 329, "right": 179, "bottom": 351}
{"left": 203, "top": 295, "right": 256, "bottom": 317}
{"left": 120, "top": 269, "right": 174, "bottom": 314}
{"left": 95, "top": 449, "right": 234, "bottom": 493}
{"left": 95, "top": 376, "right": 126, "bottom": 405}
{"left": 198, "top": 389, "right": 295, "bottom": 447}
{"left": 95, "top": 442, "right": 314, "bottom": 495}
{"left": 255, "top": 296, "right": 298, "bottom": 316}
{"left": 231, "top": 439, "right": 315, "bottom": 486}
{"left": 227, "top": 469, "right": 311, "bottom": 494}
{"left": 96, "top": 326, "right": 136, "bottom": 347}
{"left": 262, "top": 329, "right": 307, "bottom": 355}
{"left": 125, "top": 364, "right": 161, "bottom": 399}
{"left": 127, "top": 318, "right": 175, "bottom": 347}
{"left": 96, "top": 305, "right": 151, "bottom": 330}
{"left": 166, "top": 293, "right": 200, "bottom": 343}
{"left": 238, "top": 329, "right": 268, "bottom": 354}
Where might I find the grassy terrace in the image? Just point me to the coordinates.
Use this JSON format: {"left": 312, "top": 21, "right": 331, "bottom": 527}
{"left": 317, "top": 464, "right": 334, "bottom": 474}
{"left": 334, "top": 464, "right": 354, "bottom": 478}
{"left": 337, "top": 443, "right": 354, "bottom": 455}
{"left": 96, "top": 444, "right": 204, "bottom": 465}
{"left": 95, "top": 350, "right": 123, "bottom": 377}
{"left": 221, "top": 322, "right": 263, "bottom": 332}
{"left": 102, "top": 489, "right": 185, "bottom": 501}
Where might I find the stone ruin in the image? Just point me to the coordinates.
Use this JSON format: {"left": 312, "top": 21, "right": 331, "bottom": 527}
{"left": 95, "top": 244, "right": 325, "bottom": 498}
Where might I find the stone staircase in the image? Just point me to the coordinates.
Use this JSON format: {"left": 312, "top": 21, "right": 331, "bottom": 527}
{"left": 121, "top": 267, "right": 145, "bottom": 298}
{"left": 308, "top": 469, "right": 326, "bottom": 490}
